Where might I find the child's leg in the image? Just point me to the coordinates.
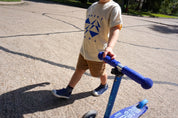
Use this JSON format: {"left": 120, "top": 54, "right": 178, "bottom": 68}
{"left": 68, "top": 69, "right": 86, "bottom": 88}
{"left": 68, "top": 54, "right": 88, "bottom": 88}
{"left": 52, "top": 54, "right": 87, "bottom": 99}
{"left": 88, "top": 61, "right": 108, "bottom": 96}
{"left": 100, "top": 73, "right": 107, "bottom": 85}
{"left": 92, "top": 73, "right": 108, "bottom": 96}
{"left": 51, "top": 69, "right": 85, "bottom": 99}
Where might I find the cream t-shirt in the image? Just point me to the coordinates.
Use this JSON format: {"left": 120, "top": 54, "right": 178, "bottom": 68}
{"left": 80, "top": 0, "right": 122, "bottom": 62}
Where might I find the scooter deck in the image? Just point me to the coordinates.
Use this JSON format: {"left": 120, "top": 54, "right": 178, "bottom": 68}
{"left": 110, "top": 104, "right": 148, "bottom": 118}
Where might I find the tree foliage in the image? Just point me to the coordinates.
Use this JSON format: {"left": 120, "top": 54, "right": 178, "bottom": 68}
{"left": 159, "top": 0, "right": 178, "bottom": 15}
{"left": 78, "top": 0, "right": 177, "bottom": 16}
{"left": 115, "top": 0, "right": 178, "bottom": 15}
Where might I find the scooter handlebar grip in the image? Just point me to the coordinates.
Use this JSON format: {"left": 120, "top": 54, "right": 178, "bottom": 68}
{"left": 98, "top": 52, "right": 153, "bottom": 89}
{"left": 98, "top": 52, "right": 120, "bottom": 67}
{"left": 121, "top": 66, "right": 153, "bottom": 89}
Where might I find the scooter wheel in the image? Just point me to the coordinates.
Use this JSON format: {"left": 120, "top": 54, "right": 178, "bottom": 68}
{"left": 83, "top": 110, "right": 98, "bottom": 118}
{"left": 136, "top": 99, "right": 148, "bottom": 109}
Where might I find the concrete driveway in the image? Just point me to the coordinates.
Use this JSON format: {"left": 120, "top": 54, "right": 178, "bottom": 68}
{"left": 0, "top": 0, "right": 178, "bottom": 118}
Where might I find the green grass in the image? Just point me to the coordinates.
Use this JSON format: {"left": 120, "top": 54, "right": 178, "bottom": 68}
{"left": 0, "top": 0, "right": 21, "bottom": 2}
{"left": 1, "top": 0, "right": 177, "bottom": 19}
{"left": 127, "top": 9, "right": 178, "bottom": 19}
{"left": 52, "top": 0, "right": 178, "bottom": 18}
{"left": 51, "top": 0, "right": 91, "bottom": 8}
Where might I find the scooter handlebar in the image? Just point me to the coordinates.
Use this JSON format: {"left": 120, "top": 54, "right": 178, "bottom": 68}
{"left": 98, "top": 52, "right": 153, "bottom": 89}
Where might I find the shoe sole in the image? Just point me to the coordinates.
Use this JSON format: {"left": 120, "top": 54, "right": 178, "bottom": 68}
{"left": 51, "top": 90, "right": 70, "bottom": 99}
{"left": 92, "top": 84, "right": 108, "bottom": 96}
{"left": 92, "top": 89, "right": 108, "bottom": 96}
{"left": 92, "top": 91, "right": 100, "bottom": 96}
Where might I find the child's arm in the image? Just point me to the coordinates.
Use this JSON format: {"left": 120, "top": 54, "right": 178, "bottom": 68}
{"left": 103, "top": 25, "right": 121, "bottom": 59}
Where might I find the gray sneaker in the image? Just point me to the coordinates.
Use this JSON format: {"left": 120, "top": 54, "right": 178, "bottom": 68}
{"left": 92, "top": 84, "right": 108, "bottom": 96}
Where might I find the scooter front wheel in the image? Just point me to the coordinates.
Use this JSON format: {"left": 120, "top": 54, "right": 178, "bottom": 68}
{"left": 83, "top": 110, "right": 98, "bottom": 118}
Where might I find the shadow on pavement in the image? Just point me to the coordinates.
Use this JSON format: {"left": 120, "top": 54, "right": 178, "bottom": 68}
{"left": 0, "top": 30, "right": 83, "bottom": 39}
{"left": 139, "top": 19, "right": 178, "bottom": 34}
{"left": 0, "top": 46, "right": 76, "bottom": 70}
{"left": 117, "top": 41, "right": 178, "bottom": 52}
{"left": 0, "top": 45, "right": 177, "bottom": 87}
{"left": 149, "top": 25, "right": 178, "bottom": 34}
{"left": 0, "top": 82, "right": 92, "bottom": 118}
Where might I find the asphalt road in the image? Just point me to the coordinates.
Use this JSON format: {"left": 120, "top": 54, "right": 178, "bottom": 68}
{"left": 0, "top": 0, "right": 178, "bottom": 118}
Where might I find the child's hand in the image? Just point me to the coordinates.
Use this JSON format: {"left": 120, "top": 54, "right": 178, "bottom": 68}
{"left": 103, "top": 47, "right": 116, "bottom": 59}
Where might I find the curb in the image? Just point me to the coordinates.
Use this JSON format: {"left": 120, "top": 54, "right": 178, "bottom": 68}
{"left": 0, "top": 0, "right": 24, "bottom": 5}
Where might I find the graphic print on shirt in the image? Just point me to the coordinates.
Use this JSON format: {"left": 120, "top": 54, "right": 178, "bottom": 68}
{"left": 84, "top": 14, "right": 103, "bottom": 42}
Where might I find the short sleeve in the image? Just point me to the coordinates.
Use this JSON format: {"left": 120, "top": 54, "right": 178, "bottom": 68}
{"left": 109, "top": 5, "right": 123, "bottom": 28}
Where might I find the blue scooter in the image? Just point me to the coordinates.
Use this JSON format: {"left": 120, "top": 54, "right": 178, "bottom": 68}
{"left": 83, "top": 52, "right": 153, "bottom": 118}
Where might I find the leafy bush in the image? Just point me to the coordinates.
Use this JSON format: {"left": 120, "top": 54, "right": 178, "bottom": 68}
{"left": 160, "top": 0, "right": 178, "bottom": 15}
